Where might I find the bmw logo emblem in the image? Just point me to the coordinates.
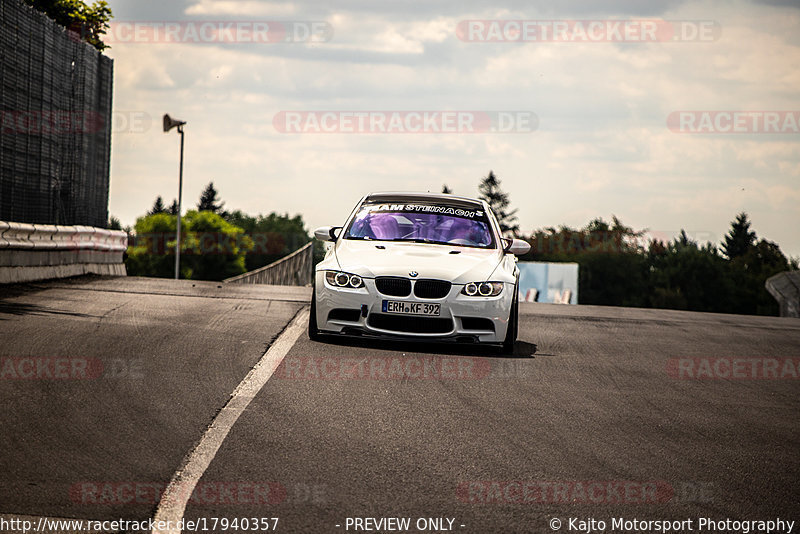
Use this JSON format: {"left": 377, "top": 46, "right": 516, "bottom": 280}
{"left": 409, "top": 271, "right": 418, "bottom": 277}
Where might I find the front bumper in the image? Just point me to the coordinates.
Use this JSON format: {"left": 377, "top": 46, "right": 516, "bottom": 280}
{"left": 313, "top": 271, "right": 513, "bottom": 344}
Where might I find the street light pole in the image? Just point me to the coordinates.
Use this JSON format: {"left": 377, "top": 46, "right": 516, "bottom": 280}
{"left": 175, "top": 124, "right": 184, "bottom": 279}
{"left": 163, "top": 114, "right": 187, "bottom": 280}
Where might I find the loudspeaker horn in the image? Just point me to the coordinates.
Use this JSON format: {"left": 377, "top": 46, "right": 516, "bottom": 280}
{"left": 163, "top": 113, "right": 186, "bottom": 132}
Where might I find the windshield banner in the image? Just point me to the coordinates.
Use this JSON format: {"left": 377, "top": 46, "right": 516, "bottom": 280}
{"left": 364, "top": 203, "right": 484, "bottom": 219}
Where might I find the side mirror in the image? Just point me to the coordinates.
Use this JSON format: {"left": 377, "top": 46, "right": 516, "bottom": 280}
{"left": 504, "top": 238, "right": 531, "bottom": 255}
{"left": 314, "top": 226, "right": 341, "bottom": 242}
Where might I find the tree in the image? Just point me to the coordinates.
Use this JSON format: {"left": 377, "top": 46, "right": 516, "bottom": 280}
{"left": 148, "top": 196, "right": 167, "bottom": 215}
{"left": 125, "top": 211, "right": 253, "bottom": 281}
{"left": 728, "top": 238, "right": 791, "bottom": 315}
{"left": 721, "top": 212, "right": 756, "bottom": 260}
{"left": 125, "top": 213, "right": 177, "bottom": 278}
{"left": 180, "top": 211, "right": 252, "bottom": 280}
{"left": 441, "top": 184, "right": 452, "bottom": 194}
{"left": 167, "top": 199, "right": 179, "bottom": 216}
{"left": 225, "top": 210, "right": 312, "bottom": 270}
{"left": 518, "top": 212, "right": 794, "bottom": 316}
{"left": 478, "top": 171, "right": 519, "bottom": 236}
{"left": 647, "top": 232, "right": 733, "bottom": 312}
{"left": 107, "top": 215, "right": 122, "bottom": 230}
{"left": 520, "top": 216, "right": 649, "bottom": 307}
{"left": 23, "top": 0, "right": 113, "bottom": 51}
{"left": 197, "top": 182, "right": 225, "bottom": 214}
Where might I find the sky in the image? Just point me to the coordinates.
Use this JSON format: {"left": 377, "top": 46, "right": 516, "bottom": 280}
{"left": 103, "top": 0, "right": 800, "bottom": 257}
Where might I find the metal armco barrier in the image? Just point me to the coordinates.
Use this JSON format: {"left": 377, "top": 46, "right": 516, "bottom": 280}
{"left": 766, "top": 271, "right": 800, "bottom": 318}
{"left": 0, "top": 221, "right": 127, "bottom": 283}
{"left": 224, "top": 242, "right": 313, "bottom": 286}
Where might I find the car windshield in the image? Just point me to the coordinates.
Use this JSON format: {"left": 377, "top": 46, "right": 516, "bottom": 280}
{"left": 344, "top": 205, "right": 495, "bottom": 248}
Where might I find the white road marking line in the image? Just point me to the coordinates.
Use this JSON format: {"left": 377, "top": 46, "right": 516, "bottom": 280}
{"left": 152, "top": 307, "right": 309, "bottom": 534}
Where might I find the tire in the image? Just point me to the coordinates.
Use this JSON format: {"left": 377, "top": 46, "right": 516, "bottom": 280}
{"left": 501, "top": 290, "right": 519, "bottom": 356}
{"left": 308, "top": 285, "right": 321, "bottom": 341}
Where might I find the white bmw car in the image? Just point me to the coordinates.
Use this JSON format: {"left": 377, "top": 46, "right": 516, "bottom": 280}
{"left": 309, "top": 192, "right": 531, "bottom": 353}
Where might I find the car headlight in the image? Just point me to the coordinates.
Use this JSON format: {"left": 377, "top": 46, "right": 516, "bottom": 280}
{"left": 325, "top": 271, "right": 365, "bottom": 289}
{"left": 462, "top": 281, "right": 504, "bottom": 297}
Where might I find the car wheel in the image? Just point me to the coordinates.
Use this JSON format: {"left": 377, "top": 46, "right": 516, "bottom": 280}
{"left": 501, "top": 291, "right": 518, "bottom": 355}
{"left": 308, "top": 286, "right": 321, "bottom": 341}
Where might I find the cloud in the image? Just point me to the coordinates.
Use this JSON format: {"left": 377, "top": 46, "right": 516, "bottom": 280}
{"left": 185, "top": 1, "right": 298, "bottom": 16}
{"left": 179, "top": 0, "right": 689, "bottom": 19}
{"left": 105, "top": 0, "right": 800, "bottom": 257}
{"left": 752, "top": 0, "right": 800, "bottom": 7}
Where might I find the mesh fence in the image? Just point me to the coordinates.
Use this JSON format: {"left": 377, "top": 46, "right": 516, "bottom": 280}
{"left": 0, "top": 0, "right": 113, "bottom": 227}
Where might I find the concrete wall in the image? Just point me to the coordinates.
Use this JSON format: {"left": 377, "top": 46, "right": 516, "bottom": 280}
{"left": 0, "top": 221, "right": 127, "bottom": 284}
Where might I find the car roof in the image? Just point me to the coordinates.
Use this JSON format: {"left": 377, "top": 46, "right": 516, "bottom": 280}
{"left": 363, "top": 191, "right": 486, "bottom": 211}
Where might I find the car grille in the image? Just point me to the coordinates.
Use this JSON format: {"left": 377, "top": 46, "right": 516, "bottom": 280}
{"left": 367, "top": 314, "right": 454, "bottom": 334}
{"left": 375, "top": 277, "right": 412, "bottom": 297}
{"left": 413, "top": 279, "right": 452, "bottom": 299}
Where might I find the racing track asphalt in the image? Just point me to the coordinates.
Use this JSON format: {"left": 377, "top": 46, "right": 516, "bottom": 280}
{"left": 1, "top": 276, "right": 798, "bottom": 533}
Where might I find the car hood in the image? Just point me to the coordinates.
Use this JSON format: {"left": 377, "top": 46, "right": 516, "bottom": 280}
{"left": 333, "top": 239, "right": 504, "bottom": 284}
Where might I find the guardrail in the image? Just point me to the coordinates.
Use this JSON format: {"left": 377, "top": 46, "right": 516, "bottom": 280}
{"left": 0, "top": 221, "right": 128, "bottom": 283}
{"left": 765, "top": 270, "right": 800, "bottom": 318}
{"left": 223, "top": 242, "right": 313, "bottom": 286}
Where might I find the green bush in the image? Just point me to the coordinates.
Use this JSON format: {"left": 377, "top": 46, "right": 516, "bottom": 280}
{"left": 126, "top": 211, "right": 253, "bottom": 281}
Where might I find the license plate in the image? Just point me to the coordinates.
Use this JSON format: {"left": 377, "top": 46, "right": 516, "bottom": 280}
{"left": 382, "top": 300, "right": 441, "bottom": 316}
